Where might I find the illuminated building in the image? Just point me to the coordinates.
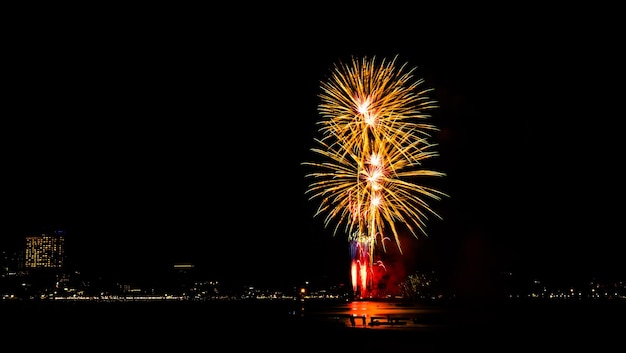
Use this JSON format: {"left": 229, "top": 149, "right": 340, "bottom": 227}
{"left": 25, "top": 230, "right": 65, "bottom": 269}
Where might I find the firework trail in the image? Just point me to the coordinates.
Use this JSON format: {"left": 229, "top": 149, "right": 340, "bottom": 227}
{"left": 303, "top": 55, "right": 447, "bottom": 298}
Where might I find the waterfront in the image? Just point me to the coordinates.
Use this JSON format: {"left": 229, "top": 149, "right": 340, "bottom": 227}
{"left": 1, "top": 299, "right": 624, "bottom": 351}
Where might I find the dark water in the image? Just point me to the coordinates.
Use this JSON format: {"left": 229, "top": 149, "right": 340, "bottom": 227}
{"left": 1, "top": 299, "right": 624, "bottom": 351}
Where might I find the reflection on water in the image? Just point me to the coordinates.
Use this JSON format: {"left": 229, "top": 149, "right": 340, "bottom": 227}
{"left": 297, "top": 297, "right": 626, "bottom": 340}
{"left": 1, "top": 299, "right": 623, "bottom": 350}
{"left": 299, "top": 300, "right": 448, "bottom": 331}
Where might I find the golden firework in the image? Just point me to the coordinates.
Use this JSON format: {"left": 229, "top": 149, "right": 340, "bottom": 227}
{"left": 303, "top": 55, "right": 447, "bottom": 297}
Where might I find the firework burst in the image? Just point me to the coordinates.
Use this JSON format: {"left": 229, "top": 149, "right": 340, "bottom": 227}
{"left": 303, "top": 55, "right": 447, "bottom": 298}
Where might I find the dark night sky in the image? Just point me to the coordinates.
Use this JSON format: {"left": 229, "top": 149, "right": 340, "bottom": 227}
{"left": 2, "top": 6, "right": 624, "bottom": 290}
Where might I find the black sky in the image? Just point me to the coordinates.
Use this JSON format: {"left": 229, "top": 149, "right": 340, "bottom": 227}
{"left": 3, "top": 7, "right": 624, "bottom": 289}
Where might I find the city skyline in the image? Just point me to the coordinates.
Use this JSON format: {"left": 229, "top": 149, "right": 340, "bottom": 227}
{"left": 3, "top": 9, "right": 624, "bottom": 295}
{"left": 2, "top": 230, "right": 623, "bottom": 302}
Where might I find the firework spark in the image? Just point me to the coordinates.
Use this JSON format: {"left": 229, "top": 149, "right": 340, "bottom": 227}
{"left": 303, "top": 55, "right": 447, "bottom": 298}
